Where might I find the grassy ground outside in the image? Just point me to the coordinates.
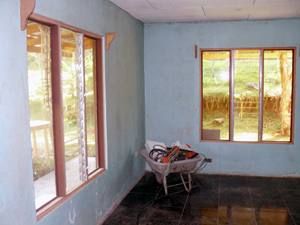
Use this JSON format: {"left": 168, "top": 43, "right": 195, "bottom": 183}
{"left": 203, "top": 108, "right": 289, "bottom": 141}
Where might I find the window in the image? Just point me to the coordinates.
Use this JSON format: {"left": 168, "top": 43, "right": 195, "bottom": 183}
{"left": 27, "top": 18, "right": 105, "bottom": 213}
{"left": 200, "top": 48, "right": 295, "bottom": 143}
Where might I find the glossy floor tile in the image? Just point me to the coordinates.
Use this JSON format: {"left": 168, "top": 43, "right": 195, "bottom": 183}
{"left": 102, "top": 172, "right": 300, "bottom": 225}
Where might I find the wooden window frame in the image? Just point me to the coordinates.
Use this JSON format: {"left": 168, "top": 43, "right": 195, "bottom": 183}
{"left": 28, "top": 14, "right": 106, "bottom": 220}
{"left": 200, "top": 47, "right": 296, "bottom": 144}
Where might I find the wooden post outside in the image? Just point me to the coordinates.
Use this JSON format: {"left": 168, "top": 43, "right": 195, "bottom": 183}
{"left": 279, "top": 54, "right": 292, "bottom": 135}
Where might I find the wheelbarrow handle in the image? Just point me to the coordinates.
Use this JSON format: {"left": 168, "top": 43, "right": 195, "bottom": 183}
{"left": 191, "top": 158, "right": 206, "bottom": 173}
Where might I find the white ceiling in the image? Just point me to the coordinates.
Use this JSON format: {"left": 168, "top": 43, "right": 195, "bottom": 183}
{"left": 109, "top": 0, "right": 300, "bottom": 23}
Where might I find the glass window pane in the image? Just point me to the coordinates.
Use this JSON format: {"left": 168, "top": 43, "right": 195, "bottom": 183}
{"left": 84, "top": 37, "right": 97, "bottom": 173}
{"left": 61, "top": 28, "right": 87, "bottom": 192}
{"left": 233, "top": 50, "right": 260, "bottom": 141}
{"left": 27, "top": 22, "right": 56, "bottom": 209}
{"left": 263, "top": 50, "right": 292, "bottom": 141}
{"left": 202, "top": 51, "right": 230, "bottom": 140}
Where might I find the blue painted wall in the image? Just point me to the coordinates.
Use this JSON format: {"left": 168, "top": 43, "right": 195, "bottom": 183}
{"left": 144, "top": 19, "right": 300, "bottom": 176}
{"left": 0, "top": 1, "right": 36, "bottom": 224}
{"left": 0, "top": 0, "right": 145, "bottom": 224}
{"left": 1, "top": 1, "right": 299, "bottom": 224}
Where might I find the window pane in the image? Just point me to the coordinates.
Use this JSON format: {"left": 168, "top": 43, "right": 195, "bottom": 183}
{"left": 263, "top": 50, "right": 292, "bottom": 141}
{"left": 202, "top": 51, "right": 230, "bottom": 140}
{"left": 84, "top": 37, "right": 97, "bottom": 173}
{"left": 61, "top": 28, "right": 87, "bottom": 192}
{"left": 233, "top": 50, "right": 260, "bottom": 141}
{"left": 27, "top": 22, "right": 56, "bottom": 209}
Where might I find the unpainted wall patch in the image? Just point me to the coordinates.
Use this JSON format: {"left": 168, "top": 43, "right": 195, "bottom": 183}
{"left": 69, "top": 208, "right": 76, "bottom": 224}
{"left": 106, "top": 33, "right": 115, "bottom": 51}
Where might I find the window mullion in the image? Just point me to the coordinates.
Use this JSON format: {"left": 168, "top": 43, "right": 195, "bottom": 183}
{"left": 51, "top": 25, "right": 67, "bottom": 197}
{"left": 96, "top": 38, "right": 105, "bottom": 168}
{"left": 93, "top": 39, "right": 100, "bottom": 169}
{"left": 230, "top": 50, "right": 234, "bottom": 141}
{"left": 258, "top": 50, "right": 264, "bottom": 142}
{"left": 83, "top": 35, "right": 89, "bottom": 176}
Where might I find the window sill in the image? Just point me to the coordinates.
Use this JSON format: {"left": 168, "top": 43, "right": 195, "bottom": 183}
{"left": 200, "top": 139, "right": 293, "bottom": 145}
{"left": 36, "top": 168, "right": 106, "bottom": 221}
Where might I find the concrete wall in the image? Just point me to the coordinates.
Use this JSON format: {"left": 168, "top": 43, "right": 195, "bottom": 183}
{"left": 144, "top": 19, "right": 300, "bottom": 176}
{"left": 0, "top": 0, "right": 145, "bottom": 224}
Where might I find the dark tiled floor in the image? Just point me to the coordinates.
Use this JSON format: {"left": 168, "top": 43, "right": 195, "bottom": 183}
{"left": 102, "top": 172, "right": 300, "bottom": 225}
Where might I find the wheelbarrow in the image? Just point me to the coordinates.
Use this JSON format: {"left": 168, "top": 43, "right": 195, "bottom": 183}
{"left": 141, "top": 149, "right": 206, "bottom": 195}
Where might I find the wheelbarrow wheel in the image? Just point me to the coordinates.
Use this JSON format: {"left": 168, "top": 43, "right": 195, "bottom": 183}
{"left": 154, "top": 172, "right": 163, "bottom": 184}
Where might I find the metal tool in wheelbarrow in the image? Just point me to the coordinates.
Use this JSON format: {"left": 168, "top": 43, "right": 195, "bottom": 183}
{"left": 149, "top": 145, "right": 181, "bottom": 163}
{"left": 149, "top": 144, "right": 199, "bottom": 162}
